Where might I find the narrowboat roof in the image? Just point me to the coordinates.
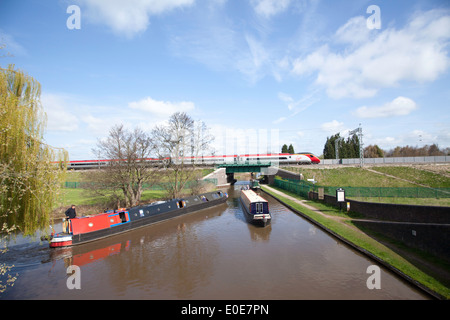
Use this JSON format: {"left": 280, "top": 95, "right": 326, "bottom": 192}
{"left": 241, "top": 189, "right": 268, "bottom": 203}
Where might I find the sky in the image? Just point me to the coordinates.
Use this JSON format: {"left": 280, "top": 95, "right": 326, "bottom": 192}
{"left": 1, "top": 0, "right": 449, "bottom": 160}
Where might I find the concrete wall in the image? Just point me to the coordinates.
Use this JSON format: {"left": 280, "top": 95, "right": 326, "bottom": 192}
{"left": 309, "top": 191, "right": 450, "bottom": 223}
{"left": 263, "top": 167, "right": 303, "bottom": 181}
{"left": 202, "top": 168, "right": 228, "bottom": 186}
{"left": 308, "top": 190, "right": 450, "bottom": 262}
{"left": 353, "top": 220, "right": 450, "bottom": 263}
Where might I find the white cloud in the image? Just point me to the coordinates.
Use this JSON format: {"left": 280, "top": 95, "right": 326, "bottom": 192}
{"left": 291, "top": 10, "right": 450, "bottom": 99}
{"left": 41, "top": 93, "right": 79, "bottom": 132}
{"left": 128, "top": 97, "right": 195, "bottom": 116}
{"left": 250, "top": 0, "right": 291, "bottom": 18}
{"left": 354, "top": 96, "right": 418, "bottom": 118}
{"left": 79, "top": 0, "right": 195, "bottom": 37}
{"left": 320, "top": 120, "right": 346, "bottom": 134}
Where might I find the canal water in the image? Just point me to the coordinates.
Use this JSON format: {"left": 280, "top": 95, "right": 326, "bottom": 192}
{"left": 1, "top": 183, "right": 428, "bottom": 300}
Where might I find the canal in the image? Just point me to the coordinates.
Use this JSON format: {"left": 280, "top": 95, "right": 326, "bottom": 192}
{"left": 1, "top": 183, "right": 428, "bottom": 299}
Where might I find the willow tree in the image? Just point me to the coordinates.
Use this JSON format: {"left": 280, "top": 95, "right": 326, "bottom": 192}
{"left": 0, "top": 65, "right": 68, "bottom": 236}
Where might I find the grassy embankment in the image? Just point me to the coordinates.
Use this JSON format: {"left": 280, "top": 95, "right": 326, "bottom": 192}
{"left": 261, "top": 185, "right": 450, "bottom": 299}
{"left": 282, "top": 165, "right": 450, "bottom": 206}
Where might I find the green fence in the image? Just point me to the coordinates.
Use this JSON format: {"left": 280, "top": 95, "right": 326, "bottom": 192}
{"left": 65, "top": 178, "right": 218, "bottom": 190}
{"left": 274, "top": 178, "right": 450, "bottom": 199}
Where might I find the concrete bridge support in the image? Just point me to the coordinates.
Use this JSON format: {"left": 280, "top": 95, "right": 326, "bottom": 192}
{"left": 261, "top": 167, "right": 303, "bottom": 185}
{"left": 227, "top": 173, "right": 236, "bottom": 185}
{"left": 202, "top": 168, "right": 234, "bottom": 187}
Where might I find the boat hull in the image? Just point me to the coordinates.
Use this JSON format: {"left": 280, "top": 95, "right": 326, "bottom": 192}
{"left": 49, "top": 191, "right": 227, "bottom": 248}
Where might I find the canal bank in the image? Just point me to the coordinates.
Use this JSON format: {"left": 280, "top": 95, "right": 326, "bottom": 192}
{"left": 261, "top": 185, "right": 450, "bottom": 300}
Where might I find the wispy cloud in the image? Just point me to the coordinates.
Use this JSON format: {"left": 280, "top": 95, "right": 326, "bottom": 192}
{"left": 250, "top": 0, "right": 292, "bottom": 18}
{"left": 273, "top": 116, "right": 287, "bottom": 124}
{"left": 291, "top": 9, "right": 450, "bottom": 99}
{"left": 278, "top": 90, "right": 319, "bottom": 115}
{"left": 77, "top": 0, "right": 196, "bottom": 38}
{"left": 0, "top": 30, "right": 27, "bottom": 56}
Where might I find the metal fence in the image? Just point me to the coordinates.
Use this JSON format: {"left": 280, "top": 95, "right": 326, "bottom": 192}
{"left": 320, "top": 155, "right": 450, "bottom": 165}
{"left": 274, "top": 178, "right": 450, "bottom": 199}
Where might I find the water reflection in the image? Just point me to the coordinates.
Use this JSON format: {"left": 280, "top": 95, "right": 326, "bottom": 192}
{"left": 1, "top": 183, "right": 429, "bottom": 300}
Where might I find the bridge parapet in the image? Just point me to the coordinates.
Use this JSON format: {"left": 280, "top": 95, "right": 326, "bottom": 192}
{"left": 217, "top": 162, "right": 272, "bottom": 174}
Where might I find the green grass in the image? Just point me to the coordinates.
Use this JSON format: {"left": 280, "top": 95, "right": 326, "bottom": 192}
{"left": 60, "top": 188, "right": 167, "bottom": 207}
{"left": 283, "top": 166, "right": 450, "bottom": 188}
{"left": 369, "top": 166, "right": 450, "bottom": 188}
{"left": 285, "top": 167, "right": 418, "bottom": 187}
{"left": 262, "top": 185, "right": 450, "bottom": 299}
{"left": 281, "top": 165, "right": 450, "bottom": 206}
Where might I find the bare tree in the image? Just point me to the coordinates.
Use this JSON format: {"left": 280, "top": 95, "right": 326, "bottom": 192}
{"left": 89, "top": 124, "right": 159, "bottom": 208}
{"left": 152, "top": 112, "right": 214, "bottom": 198}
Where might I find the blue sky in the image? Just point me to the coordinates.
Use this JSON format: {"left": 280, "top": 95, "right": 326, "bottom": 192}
{"left": 1, "top": 0, "right": 449, "bottom": 160}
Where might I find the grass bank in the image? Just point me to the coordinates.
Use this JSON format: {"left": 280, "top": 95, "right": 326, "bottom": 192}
{"left": 283, "top": 165, "right": 450, "bottom": 188}
{"left": 261, "top": 185, "right": 450, "bottom": 300}
{"left": 282, "top": 165, "right": 450, "bottom": 206}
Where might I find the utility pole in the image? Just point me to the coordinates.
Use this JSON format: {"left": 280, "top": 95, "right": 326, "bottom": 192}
{"left": 349, "top": 124, "right": 364, "bottom": 167}
{"left": 335, "top": 137, "right": 343, "bottom": 160}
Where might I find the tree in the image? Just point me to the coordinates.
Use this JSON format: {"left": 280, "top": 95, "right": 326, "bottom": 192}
{"left": 0, "top": 65, "right": 67, "bottom": 235}
{"left": 342, "top": 134, "right": 359, "bottom": 158}
{"left": 288, "top": 144, "right": 295, "bottom": 154}
{"left": 364, "top": 145, "right": 384, "bottom": 158}
{"left": 281, "top": 144, "right": 288, "bottom": 153}
{"left": 90, "top": 124, "right": 159, "bottom": 208}
{"left": 152, "top": 112, "right": 213, "bottom": 199}
{"left": 323, "top": 134, "right": 339, "bottom": 159}
{"left": 1, "top": 65, "right": 67, "bottom": 293}
{"left": 385, "top": 144, "right": 446, "bottom": 157}
{"left": 323, "top": 133, "right": 360, "bottom": 159}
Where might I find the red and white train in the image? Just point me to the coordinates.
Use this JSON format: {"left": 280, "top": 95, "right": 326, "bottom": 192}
{"left": 67, "top": 153, "right": 320, "bottom": 169}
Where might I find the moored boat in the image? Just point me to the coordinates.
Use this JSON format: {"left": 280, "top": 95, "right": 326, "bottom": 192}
{"left": 240, "top": 189, "right": 271, "bottom": 227}
{"left": 48, "top": 191, "right": 228, "bottom": 248}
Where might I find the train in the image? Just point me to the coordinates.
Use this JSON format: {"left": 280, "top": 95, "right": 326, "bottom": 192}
{"left": 66, "top": 153, "right": 321, "bottom": 170}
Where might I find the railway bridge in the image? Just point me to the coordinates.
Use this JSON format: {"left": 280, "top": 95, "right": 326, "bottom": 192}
{"left": 204, "top": 162, "right": 302, "bottom": 186}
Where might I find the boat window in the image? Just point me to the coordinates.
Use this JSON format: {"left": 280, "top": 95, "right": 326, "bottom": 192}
{"left": 256, "top": 203, "right": 263, "bottom": 213}
{"left": 119, "top": 211, "right": 127, "bottom": 223}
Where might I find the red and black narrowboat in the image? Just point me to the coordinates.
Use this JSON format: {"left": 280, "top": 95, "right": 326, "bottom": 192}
{"left": 48, "top": 191, "right": 228, "bottom": 248}
{"left": 240, "top": 189, "right": 271, "bottom": 227}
